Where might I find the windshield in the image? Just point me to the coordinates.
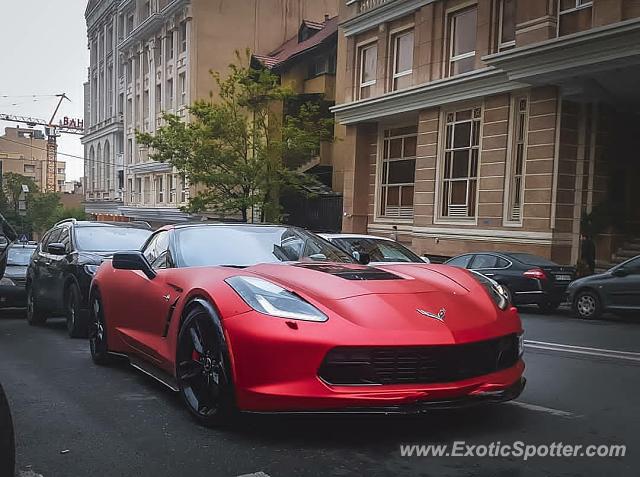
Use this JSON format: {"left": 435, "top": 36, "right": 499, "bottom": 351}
{"left": 175, "top": 225, "right": 353, "bottom": 267}
{"left": 332, "top": 237, "right": 423, "bottom": 263}
{"left": 7, "top": 246, "right": 35, "bottom": 266}
{"left": 75, "top": 227, "right": 152, "bottom": 253}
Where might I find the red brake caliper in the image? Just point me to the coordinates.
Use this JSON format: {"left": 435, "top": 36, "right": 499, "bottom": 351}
{"left": 192, "top": 350, "right": 200, "bottom": 361}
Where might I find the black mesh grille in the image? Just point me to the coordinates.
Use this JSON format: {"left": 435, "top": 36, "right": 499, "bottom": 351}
{"left": 319, "top": 334, "right": 520, "bottom": 385}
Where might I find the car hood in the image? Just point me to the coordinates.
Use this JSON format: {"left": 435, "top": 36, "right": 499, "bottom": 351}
{"left": 78, "top": 251, "right": 115, "bottom": 264}
{"left": 243, "top": 262, "right": 517, "bottom": 339}
{"left": 247, "top": 262, "right": 470, "bottom": 300}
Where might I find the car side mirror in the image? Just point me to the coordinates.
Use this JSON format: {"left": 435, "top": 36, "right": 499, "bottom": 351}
{"left": 47, "top": 243, "right": 67, "bottom": 256}
{"left": 421, "top": 256, "right": 431, "bottom": 264}
{"left": 112, "top": 251, "right": 156, "bottom": 280}
{"left": 612, "top": 267, "right": 628, "bottom": 277}
{"left": 352, "top": 251, "right": 371, "bottom": 265}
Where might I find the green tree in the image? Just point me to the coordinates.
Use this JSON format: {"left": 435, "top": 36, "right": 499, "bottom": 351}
{"left": 137, "top": 51, "right": 333, "bottom": 222}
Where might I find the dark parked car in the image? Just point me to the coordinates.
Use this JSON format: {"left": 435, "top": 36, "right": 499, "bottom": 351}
{"left": 0, "top": 381, "right": 15, "bottom": 477}
{"left": 568, "top": 255, "right": 640, "bottom": 319}
{"left": 26, "top": 219, "right": 152, "bottom": 337}
{"left": 0, "top": 242, "right": 36, "bottom": 310}
{"left": 445, "top": 252, "right": 575, "bottom": 312}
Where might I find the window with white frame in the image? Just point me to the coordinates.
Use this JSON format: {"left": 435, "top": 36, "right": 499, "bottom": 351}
{"left": 169, "top": 174, "right": 176, "bottom": 203}
{"left": 167, "top": 33, "right": 174, "bottom": 60}
{"left": 135, "top": 177, "right": 142, "bottom": 203}
{"left": 379, "top": 126, "right": 417, "bottom": 218}
{"left": 180, "top": 176, "right": 189, "bottom": 203}
{"left": 179, "top": 21, "right": 187, "bottom": 53}
{"left": 498, "top": 0, "right": 516, "bottom": 51}
{"left": 390, "top": 30, "right": 414, "bottom": 91}
{"left": 440, "top": 107, "right": 481, "bottom": 218}
{"left": 156, "top": 175, "right": 164, "bottom": 203}
{"left": 179, "top": 73, "right": 186, "bottom": 105}
{"left": 357, "top": 43, "right": 377, "bottom": 99}
{"left": 166, "top": 78, "right": 174, "bottom": 108}
{"left": 559, "top": 0, "right": 592, "bottom": 13}
{"left": 448, "top": 7, "right": 477, "bottom": 76}
{"left": 507, "top": 97, "right": 528, "bottom": 222}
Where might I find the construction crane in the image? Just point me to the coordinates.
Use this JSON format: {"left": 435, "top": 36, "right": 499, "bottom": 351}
{"left": 0, "top": 93, "right": 84, "bottom": 192}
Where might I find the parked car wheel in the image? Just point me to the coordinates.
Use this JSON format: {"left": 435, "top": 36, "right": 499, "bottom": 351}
{"left": 89, "top": 294, "right": 114, "bottom": 365}
{"left": 176, "top": 304, "right": 236, "bottom": 427}
{"left": 66, "top": 283, "right": 87, "bottom": 338}
{"left": 573, "top": 290, "right": 602, "bottom": 320}
{"left": 26, "top": 285, "right": 47, "bottom": 326}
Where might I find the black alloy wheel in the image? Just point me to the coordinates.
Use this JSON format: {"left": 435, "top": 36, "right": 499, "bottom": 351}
{"left": 66, "top": 284, "right": 87, "bottom": 338}
{"left": 26, "top": 285, "right": 47, "bottom": 326}
{"left": 176, "top": 305, "right": 235, "bottom": 426}
{"left": 89, "top": 294, "right": 113, "bottom": 365}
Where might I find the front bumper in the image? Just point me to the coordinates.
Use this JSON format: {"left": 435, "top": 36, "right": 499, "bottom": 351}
{"left": 0, "top": 285, "right": 27, "bottom": 308}
{"left": 224, "top": 309, "right": 525, "bottom": 412}
{"left": 246, "top": 377, "right": 526, "bottom": 414}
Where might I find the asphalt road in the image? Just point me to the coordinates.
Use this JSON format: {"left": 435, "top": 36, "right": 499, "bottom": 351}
{"left": 0, "top": 307, "right": 638, "bottom": 477}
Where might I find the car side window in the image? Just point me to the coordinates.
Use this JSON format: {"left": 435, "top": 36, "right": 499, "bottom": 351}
{"left": 39, "top": 231, "right": 52, "bottom": 253}
{"left": 58, "top": 227, "right": 71, "bottom": 253}
{"left": 471, "top": 254, "right": 499, "bottom": 269}
{"left": 447, "top": 254, "right": 473, "bottom": 268}
{"left": 622, "top": 257, "right": 640, "bottom": 274}
{"left": 143, "top": 231, "right": 170, "bottom": 269}
{"left": 495, "top": 257, "right": 510, "bottom": 268}
{"left": 44, "top": 228, "right": 62, "bottom": 253}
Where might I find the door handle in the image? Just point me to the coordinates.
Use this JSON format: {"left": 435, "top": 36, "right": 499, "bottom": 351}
{"left": 484, "top": 273, "right": 495, "bottom": 277}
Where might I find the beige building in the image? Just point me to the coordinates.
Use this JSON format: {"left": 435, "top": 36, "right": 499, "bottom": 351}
{"left": 332, "top": 0, "right": 640, "bottom": 265}
{"left": 0, "top": 127, "right": 66, "bottom": 192}
{"left": 84, "top": 0, "right": 339, "bottom": 224}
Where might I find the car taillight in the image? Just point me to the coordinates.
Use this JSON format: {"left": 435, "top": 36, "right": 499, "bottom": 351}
{"left": 523, "top": 268, "right": 547, "bottom": 280}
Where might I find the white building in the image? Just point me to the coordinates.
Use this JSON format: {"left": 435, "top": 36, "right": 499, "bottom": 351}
{"left": 83, "top": 0, "right": 338, "bottom": 224}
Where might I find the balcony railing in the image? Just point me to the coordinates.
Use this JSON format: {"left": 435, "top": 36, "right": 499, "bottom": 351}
{"left": 356, "top": 0, "right": 392, "bottom": 14}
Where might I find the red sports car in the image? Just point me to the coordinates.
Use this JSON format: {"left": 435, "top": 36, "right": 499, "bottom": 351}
{"left": 89, "top": 224, "right": 525, "bottom": 426}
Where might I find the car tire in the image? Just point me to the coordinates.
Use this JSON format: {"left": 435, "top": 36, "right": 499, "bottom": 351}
{"left": 176, "top": 304, "right": 236, "bottom": 427}
{"left": 0, "top": 383, "right": 15, "bottom": 477}
{"left": 89, "top": 293, "right": 114, "bottom": 365}
{"left": 573, "top": 290, "right": 602, "bottom": 320}
{"left": 66, "top": 283, "right": 88, "bottom": 338}
{"left": 26, "top": 285, "right": 47, "bottom": 326}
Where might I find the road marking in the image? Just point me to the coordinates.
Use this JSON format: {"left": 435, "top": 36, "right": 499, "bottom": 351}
{"left": 524, "top": 340, "right": 640, "bottom": 363}
{"left": 236, "top": 473, "right": 271, "bottom": 477}
{"left": 19, "top": 471, "right": 44, "bottom": 477}
{"left": 509, "top": 401, "right": 577, "bottom": 418}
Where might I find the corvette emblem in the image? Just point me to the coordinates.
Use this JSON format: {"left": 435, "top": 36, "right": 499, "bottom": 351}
{"left": 417, "top": 308, "right": 446, "bottom": 322}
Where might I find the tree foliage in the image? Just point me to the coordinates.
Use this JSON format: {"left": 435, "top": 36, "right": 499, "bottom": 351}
{"left": 137, "top": 51, "right": 333, "bottom": 222}
{"left": 0, "top": 173, "right": 86, "bottom": 238}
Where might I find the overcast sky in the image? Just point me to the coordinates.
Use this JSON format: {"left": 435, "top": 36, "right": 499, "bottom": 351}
{"left": 0, "top": 0, "right": 88, "bottom": 181}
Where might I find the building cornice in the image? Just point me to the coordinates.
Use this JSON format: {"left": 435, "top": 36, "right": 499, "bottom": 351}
{"left": 341, "top": 0, "right": 435, "bottom": 37}
{"left": 331, "top": 67, "right": 527, "bottom": 125}
{"left": 81, "top": 122, "right": 124, "bottom": 144}
{"left": 118, "top": 206, "right": 192, "bottom": 222}
{"left": 483, "top": 17, "right": 640, "bottom": 82}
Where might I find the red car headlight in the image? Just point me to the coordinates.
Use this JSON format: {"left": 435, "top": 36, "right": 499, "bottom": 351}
{"left": 225, "top": 276, "right": 328, "bottom": 322}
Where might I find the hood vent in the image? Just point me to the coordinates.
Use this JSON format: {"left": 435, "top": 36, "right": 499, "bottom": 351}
{"left": 293, "top": 263, "right": 402, "bottom": 281}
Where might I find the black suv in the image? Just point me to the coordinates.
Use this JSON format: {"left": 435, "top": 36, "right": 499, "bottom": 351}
{"left": 26, "top": 220, "right": 152, "bottom": 337}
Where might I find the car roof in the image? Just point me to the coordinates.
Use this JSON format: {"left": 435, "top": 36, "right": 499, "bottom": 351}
{"left": 320, "top": 233, "right": 394, "bottom": 242}
{"left": 169, "top": 222, "right": 305, "bottom": 230}
{"left": 71, "top": 221, "right": 151, "bottom": 230}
